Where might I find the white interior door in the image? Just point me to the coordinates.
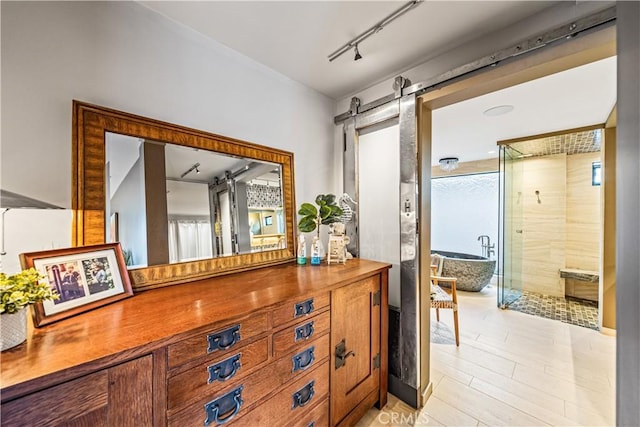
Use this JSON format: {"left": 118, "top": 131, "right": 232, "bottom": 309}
{"left": 358, "top": 121, "right": 401, "bottom": 308}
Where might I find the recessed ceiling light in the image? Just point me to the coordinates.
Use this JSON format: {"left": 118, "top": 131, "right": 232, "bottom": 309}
{"left": 488, "top": 150, "right": 496, "bottom": 154}
{"left": 483, "top": 105, "right": 514, "bottom": 117}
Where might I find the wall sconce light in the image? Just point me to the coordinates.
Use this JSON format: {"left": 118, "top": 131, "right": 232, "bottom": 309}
{"left": 438, "top": 157, "right": 459, "bottom": 172}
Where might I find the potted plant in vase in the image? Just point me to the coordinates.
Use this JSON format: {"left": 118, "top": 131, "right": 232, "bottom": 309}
{"left": 298, "top": 194, "right": 343, "bottom": 264}
{"left": 0, "top": 268, "right": 59, "bottom": 351}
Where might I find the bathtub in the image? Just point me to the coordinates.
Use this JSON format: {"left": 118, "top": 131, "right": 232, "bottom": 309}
{"left": 432, "top": 250, "right": 496, "bottom": 292}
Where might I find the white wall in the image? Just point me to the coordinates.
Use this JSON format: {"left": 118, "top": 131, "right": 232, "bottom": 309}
{"left": 0, "top": 1, "right": 336, "bottom": 273}
{"left": 431, "top": 173, "right": 499, "bottom": 258}
{"left": 110, "top": 156, "right": 147, "bottom": 267}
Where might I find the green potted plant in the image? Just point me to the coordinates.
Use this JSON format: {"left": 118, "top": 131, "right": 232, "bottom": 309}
{"left": 298, "top": 194, "right": 343, "bottom": 237}
{"left": 298, "top": 194, "right": 343, "bottom": 264}
{"left": 1, "top": 268, "right": 59, "bottom": 351}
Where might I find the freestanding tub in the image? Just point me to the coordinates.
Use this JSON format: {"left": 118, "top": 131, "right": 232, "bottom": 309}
{"left": 432, "top": 250, "right": 496, "bottom": 292}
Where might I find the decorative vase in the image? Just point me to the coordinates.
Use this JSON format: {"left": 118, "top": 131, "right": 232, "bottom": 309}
{"left": 1, "top": 309, "right": 27, "bottom": 351}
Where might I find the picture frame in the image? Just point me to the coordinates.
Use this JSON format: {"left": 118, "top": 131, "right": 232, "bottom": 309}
{"left": 265, "top": 215, "right": 273, "bottom": 226}
{"left": 20, "top": 243, "right": 133, "bottom": 327}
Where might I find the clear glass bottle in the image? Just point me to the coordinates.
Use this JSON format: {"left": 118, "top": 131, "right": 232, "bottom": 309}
{"left": 297, "top": 234, "right": 307, "bottom": 265}
{"left": 311, "top": 236, "right": 323, "bottom": 265}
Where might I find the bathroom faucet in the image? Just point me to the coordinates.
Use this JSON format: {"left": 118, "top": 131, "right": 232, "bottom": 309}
{"left": 487, "top": 245, "right": 495, "bottom": 259}
{"left": 477, "top": 235, "right": 494, "bottom": 258}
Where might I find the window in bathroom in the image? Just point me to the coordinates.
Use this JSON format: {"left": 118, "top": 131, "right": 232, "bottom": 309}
{"left": 592, "top": 161, "right": 602, "bottom": 186}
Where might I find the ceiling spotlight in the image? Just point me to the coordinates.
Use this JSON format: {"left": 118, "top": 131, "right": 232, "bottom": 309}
{"left": 196, "top": 166, "right": 201, "bottom": 174}
{"left": 354, "top": 45, "right": 362, "bottom": 61}
{"left": 438, "top": 157, "right": 459, "bottom": 172}
{"left": 483, "top": 105, "right": 514, "bottom": 117}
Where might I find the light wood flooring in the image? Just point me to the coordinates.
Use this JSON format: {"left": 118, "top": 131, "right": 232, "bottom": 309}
{"left": 358, "top": 285, "right": 616, "bottom": 426}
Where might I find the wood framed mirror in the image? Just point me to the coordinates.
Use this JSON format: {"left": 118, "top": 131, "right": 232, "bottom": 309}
{"left": 72, "top": 101, "right": 296, "bottom": 291}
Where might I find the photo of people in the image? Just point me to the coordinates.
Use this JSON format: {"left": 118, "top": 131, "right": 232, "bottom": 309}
{"left": 26, "top": 244, "right": 133, "bottom": 325}
{"left": 44, "top": 262, "right": 86, "bottom": 304}
{"left": 81, "top": 257, "right": 115, "bottom": 295}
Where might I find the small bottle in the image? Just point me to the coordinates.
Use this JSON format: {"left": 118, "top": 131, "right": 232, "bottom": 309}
{"left": 297, "top": 234, "right": 307, "bottom": 265}
{"left": 311, "top": 236, "right": 322, "bottom": 265}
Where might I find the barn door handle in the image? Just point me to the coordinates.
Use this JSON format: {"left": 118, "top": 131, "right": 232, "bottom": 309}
{"left": 335, "top": 339, "right": 355, "bottom": 369}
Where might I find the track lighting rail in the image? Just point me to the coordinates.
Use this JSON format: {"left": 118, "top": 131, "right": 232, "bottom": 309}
{"left": 327, "top": 0, "right": 423, "bottom": 62}
{"left": 333, "top": 5, "right": 616, "bottom": 123}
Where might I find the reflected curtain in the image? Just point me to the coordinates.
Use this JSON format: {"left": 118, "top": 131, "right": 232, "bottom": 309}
{"left": 168, "top": 217, "right": 213, "bottom": 263}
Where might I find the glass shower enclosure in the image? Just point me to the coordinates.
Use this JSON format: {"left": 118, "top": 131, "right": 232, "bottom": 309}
{"left": 498, "top": 145, "right": 524, "bottom": 308}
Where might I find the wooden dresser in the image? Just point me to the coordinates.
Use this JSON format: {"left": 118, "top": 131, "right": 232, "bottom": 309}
{"left": 0, "top": 259, "right": 389, "bottom": 427}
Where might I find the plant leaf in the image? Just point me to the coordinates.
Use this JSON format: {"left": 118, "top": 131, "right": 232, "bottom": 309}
{"left": 298, "top": 203, "right": 317, "bottom": 217}
{"left": 323, "top": 194, "right": 336, "bottom": 205}
{"left": 319, "top": 205, "right": 331, "bottom": 219}
{"left": 298, "top": 216, "right": 317, "bottom": 232}
{"left": 329, "top": 205, "right": 343, "bottom": 216}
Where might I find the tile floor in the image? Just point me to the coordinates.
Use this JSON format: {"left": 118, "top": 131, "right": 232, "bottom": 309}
{"left": 357, "top": 285, "right": 616, "bottom": 426}
{"left": 507, "top": 291, "right": 599, "bottom": 331}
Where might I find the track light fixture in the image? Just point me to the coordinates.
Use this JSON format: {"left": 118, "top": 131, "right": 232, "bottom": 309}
{"left": 328, "top": 0, "right": 423, "bottom": 62}
{"left": 354, "top": 45, "right": 362, "bottom": 61}
{"left": 180, "top": 162, "right": 201, "bottom": 179}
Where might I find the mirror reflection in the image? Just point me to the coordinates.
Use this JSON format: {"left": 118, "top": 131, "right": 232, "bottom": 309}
{"left": 105, "top": 133, "right": 285, "bottom": 268}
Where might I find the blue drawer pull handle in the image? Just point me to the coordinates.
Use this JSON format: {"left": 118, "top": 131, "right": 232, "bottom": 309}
{"left": 308, "top": 423, "right": 315, "bottom": 427}
{"left": 292, "top": 346, "right": 315, "bottom": 372}
{"left": 207, "top": 324, "right": 240, "bottom": 353}
{"left": 204, "top": 385, "right": 244, "bottom": 426}
{"left": 208, "top": 353, "right": 242, "bottom": 383}
{"left": 294, "top": 298, "right": 314, "bottom": 317}
{"left": 292, "top": 380, "right": 315, "bottom": 409}
{"left": 295, "top": 321, "right": 314, "bottom": 342}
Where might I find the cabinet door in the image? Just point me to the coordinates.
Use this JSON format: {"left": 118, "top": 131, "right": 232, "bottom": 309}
{"left": 331, "top": 275, "right": 381, "bottom": 426}
{"left": 1, "top": 356, "right": 153, "bottom": 426}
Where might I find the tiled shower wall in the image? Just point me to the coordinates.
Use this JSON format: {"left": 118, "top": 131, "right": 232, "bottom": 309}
{"left": 519, "top": 154, "right": 567, "bottom": 297}
{"left": 515, "top": 152, "right": 601, "bottom": 297}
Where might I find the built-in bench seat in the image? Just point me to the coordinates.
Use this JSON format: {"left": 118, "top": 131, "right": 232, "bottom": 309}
{"left": 561, "top": 268, "right": 599, "bottom": 302}
{"left": 559, "top": 268, "right": 599, "bottom": 283}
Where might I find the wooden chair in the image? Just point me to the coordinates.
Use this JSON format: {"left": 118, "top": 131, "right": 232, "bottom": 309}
{"left": 430, "top": 255, "right": 459, "bottom": 346}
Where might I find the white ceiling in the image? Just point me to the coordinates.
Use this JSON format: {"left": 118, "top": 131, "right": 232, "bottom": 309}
{"left": 139, "top": 1, "right": 616, "bottom": 168}
{"left": 432, "top": 56, "right": 617, "bottom": 166}
{"left": 140, "top": 0, "right": 557, "bottom": 100}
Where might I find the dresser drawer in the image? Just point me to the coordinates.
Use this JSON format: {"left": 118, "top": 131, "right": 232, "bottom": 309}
{"left": 273, "top": 310, "right": 330, "bottom": 358}
{"left": 272, "top": 292, "right": 330, "bottom": 327}
{"left": 290, "top": 399, "right": 329, "bottom": 427}
{"left": 232, "top": 360, "right": 329, "bottom": 427}
{"left": 274, "top": 333, "right": 329, "bottom": 380}
{"left": 168, "top": 313, "right": 268, "bottom": 368}
{"left": 168, "top": 334, "right": 330, "bottom": 426}
{"left": 168, "top": 337, "right": 269, "bottom": 410}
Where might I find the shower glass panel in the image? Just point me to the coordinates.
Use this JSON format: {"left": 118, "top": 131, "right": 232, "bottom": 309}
{"left": 498, "top": 145, "right": 524, "bottom": 307}
{"left": 358, "top": 122, "right": 401, "bottom": 308}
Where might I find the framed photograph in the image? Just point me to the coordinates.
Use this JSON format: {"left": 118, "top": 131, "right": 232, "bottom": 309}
{"left": 20, "top": 243, "right": 133, "bottom": 327}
